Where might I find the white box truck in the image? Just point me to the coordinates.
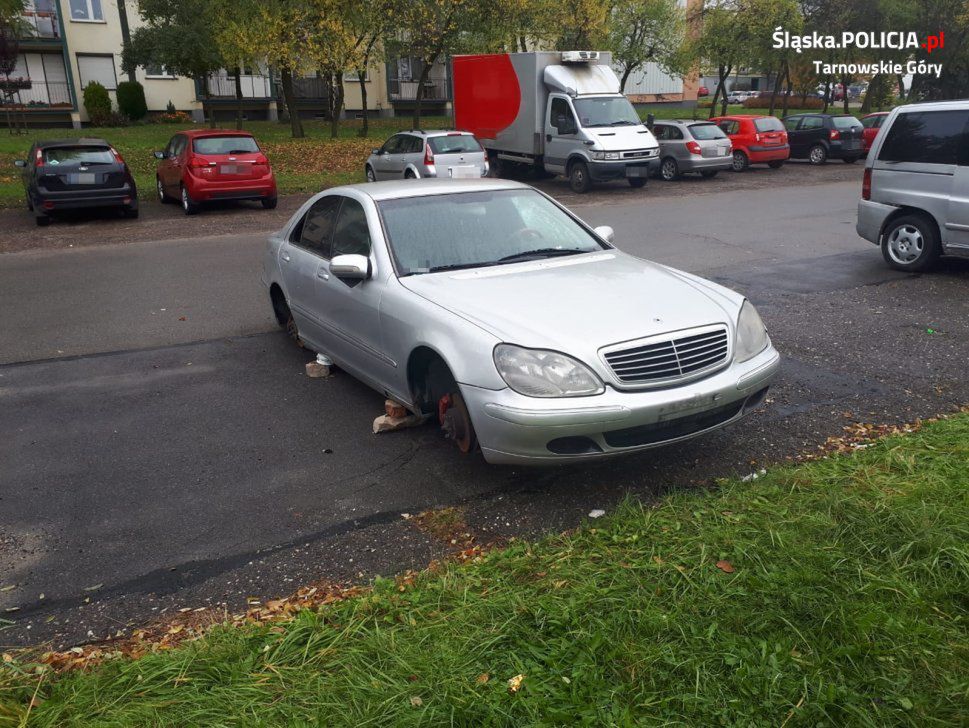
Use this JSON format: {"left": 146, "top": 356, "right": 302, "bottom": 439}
{"left": 452, "top": 51, "right": 660, "bottom": 192}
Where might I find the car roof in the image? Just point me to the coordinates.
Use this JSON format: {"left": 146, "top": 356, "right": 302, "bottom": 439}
{"left": 895, "top": 99, "right": 969, "bottom": 112}
{"left": 36, "top": 138, "right": 110, "bottom": 148}
{"left": 657, "top": 119, "right": 715, "bottom": 125}
{"left": 711, "top": 114, "right": 773, "bottom": 120}
{"left": 396, "top": 129, "right": 473, "bottom": 136}
{"left": 338, "top": 178, "right": 529, "bottom": 202}
{"left": 863, "top": 111, "right": 890, "bottom": 116}
{"left": 179, "top": 129, "right": 255, "bottom": 138}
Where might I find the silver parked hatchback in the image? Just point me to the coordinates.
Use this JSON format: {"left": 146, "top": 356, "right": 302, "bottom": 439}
{"left": 857, "top": 99, "right": 969, "bottom": 271}
{"left": 365, "top": 130, "right": 488, "bottom": 182}
{"left": 652, "top": 120, "right": 733, "bottom": 181}
{"left": 262, "top": 178, "right": 779, "bottom": 465}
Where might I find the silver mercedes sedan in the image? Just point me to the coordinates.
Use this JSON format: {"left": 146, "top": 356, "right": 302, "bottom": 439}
{"left": 261, "top": 179, "right": 779, "bottom": 465}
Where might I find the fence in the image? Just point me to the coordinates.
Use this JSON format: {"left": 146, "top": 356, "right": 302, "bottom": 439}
{"left": 1, "top": 80, "right": 71, "bottom": 108}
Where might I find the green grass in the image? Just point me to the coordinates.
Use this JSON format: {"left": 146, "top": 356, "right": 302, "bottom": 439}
{"left": 0, "top": 116, "right": 452, "bottom": 209}
{"left": 2, "top": 415, "right": 967, "bottom": 726}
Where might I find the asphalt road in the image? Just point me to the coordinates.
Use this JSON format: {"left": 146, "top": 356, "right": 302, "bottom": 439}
{"left": 2, "top": 177, "right": 968, "bottom": 648}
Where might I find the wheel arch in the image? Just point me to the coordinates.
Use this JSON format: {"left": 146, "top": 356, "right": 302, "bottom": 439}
{"left": 879, "top": 206, "right": 941, "bottom": 245}
{"left": 403, "top": 163, "right": 422, "bottom": 178}
{"left": 565, "top": 153, "right": 590, "bottom": 175}
{"left": 269, "top": 282, "right": 289, "bottom": 326}
{"left": 406, "top": 345, "right": 455, "bottom": 414}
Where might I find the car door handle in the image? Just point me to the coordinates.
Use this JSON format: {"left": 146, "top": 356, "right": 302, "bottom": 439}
{"left": 281, "top": 252, "right": 291, "bottom": 262}
{"left": 317, "top": 269, "right": 329, "bottom": 280}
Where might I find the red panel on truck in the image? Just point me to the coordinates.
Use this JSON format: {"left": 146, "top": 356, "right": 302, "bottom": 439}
{"left": 453, "top": 54, "right": 521, "bottom": 140}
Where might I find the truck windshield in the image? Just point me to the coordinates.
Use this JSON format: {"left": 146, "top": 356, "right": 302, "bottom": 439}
{"left": 573, "top": 97, "right": 641, "bottom": 128}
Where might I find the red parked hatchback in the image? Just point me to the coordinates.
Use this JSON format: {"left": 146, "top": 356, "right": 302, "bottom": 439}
{"left": 710, "top": 114, "right": 790, "bottom": 171}
{"left": 860, "top": 111, "right": 890, "bottom": 154}
{"left": 154, "top": 129, "right": 277, "bottom": 215}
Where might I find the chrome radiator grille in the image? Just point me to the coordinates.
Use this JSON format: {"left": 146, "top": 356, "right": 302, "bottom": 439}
{"left": 603, "top": 326, "right": 730, "bottom": 385}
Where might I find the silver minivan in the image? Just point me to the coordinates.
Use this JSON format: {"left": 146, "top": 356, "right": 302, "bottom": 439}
{"left": 652, "top": 120, "right": 733, "bottom": 181}
{"left": 365, "top": 130, "right": 488, "bottom": 182}
{"left": 857, "top": 100, "right": 969, "bottom": 271}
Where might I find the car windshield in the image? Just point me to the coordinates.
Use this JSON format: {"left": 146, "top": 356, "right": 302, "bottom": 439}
{"left": 429, "top": 135, "right": 481, "bottom": 154}
{"left": 754, "top": 117, "right": 784, "bottom": 132}
{"left": 192, "top": 136, "right": 259, "bottom": 155}
{"left": 689, "top": 123, "right": 727, "bottom": 140}
{"left": 832, "top": 116, "right": 863, "bottom": 130}
{"left": 378, "top": 189, "right": 606, "bottom": 275}
{"left": 573, "top": 96, "right": 641, "bottom": 128}
{"left": 43, "top": 146, "right": 114, "bottom": 165}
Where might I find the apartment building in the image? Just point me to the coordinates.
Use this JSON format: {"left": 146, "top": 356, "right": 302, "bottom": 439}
{"left": 6, "top": 0, "right": 396, "bottom": 127}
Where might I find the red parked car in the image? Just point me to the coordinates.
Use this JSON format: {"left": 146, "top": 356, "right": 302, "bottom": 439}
{"left": 861, "top": 111, "right": 890, "bottom": 154}
{"left": 710, "top": 114, "right": 790, "bottom": 171}
{"left": 154, "top": 129, "right": 277, "bottom": 215}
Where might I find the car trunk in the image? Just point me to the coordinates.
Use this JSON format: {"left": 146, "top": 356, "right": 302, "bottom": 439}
{"left": 833, "top": 118, "right": 864, "bottom": 150}
{"left": 427, "top": 135, "right": 485, "bottom": 179}
{"left": 190, "top": 135, "right": 269, "bottom": 182}
{"left": 38, "top": 145, "right": 125, "bottom": 192}
{"left": 689, "top": 124, "right": 732, "bottom": 158}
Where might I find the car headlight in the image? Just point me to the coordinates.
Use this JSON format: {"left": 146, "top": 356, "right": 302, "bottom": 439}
{"left": 591, "top": 151, "right": 620, "bottom": 161}
{"left": 493, "top": 344, "right": 604, "bottom": 397}
{"left": 735, "top": 300, "right": 770, "bottom": 362}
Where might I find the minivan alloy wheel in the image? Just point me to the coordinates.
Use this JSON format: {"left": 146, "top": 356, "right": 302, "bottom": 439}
{"left": 886, "top": 223, "right": 924, "bottom": 265}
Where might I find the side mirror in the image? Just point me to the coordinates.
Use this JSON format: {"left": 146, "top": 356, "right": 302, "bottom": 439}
{"left": 14, "top": 160, "right": 26, "bottom": 167}
{"left": 372, "top": 148, "right": 382, "bottom": 155}
{"left": 153, "top": 150, "right": 166, "bottom": 160}
{"left": 594, "top": 225, "right": 615, "bottom": 243}
{"left": 330, "top": 253, "right": 371, "bottom": 280}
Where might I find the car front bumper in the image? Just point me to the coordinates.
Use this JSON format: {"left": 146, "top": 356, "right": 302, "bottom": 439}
{"left": 589, "top": 156, "right": 660, "bottom": 181}
{"left": 856, "top": 198, "right": 895, "bottom": 244}
{"left": 462, "top": 345, "right": 780, "bottom": 465}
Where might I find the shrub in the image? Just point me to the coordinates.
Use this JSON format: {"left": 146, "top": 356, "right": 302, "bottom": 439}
{"left": 82, "top": 81, "right": 111, "bottom": 126}
{"left": 116, "top": 81, "right": 148, "bottom": 121}
{"left": 166, "top": 99, "right": 176, "bottom": 113}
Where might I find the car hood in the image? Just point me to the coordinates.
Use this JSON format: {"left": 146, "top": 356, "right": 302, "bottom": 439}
{"left": 586, "top": 124, "right": 658, "bottom": 152}
{"left": 399, "top": 251, "right": 741, "bottom": 373}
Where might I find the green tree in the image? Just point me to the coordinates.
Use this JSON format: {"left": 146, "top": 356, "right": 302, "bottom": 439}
{"left": 607, "top": 0, "right": 688, "bottom": 93}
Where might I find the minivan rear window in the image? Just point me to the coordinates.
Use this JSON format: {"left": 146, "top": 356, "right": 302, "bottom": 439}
{"left": 429, "top": 135, "right": 481, "bottom": 154}
{"left": 192, "top": 136, "right": 259, "bottom": 155}
{"left": 43, "top": 146, "right": 114, "bottom": 165}
{"left": 689, "top": 123, "right": 727, "bottom": 140}
{"left": 878, "top": 110, "right": 969, "bottom": 165}
{"left": 832, "top": 116, "right": 863, "bottom": 130}
{"left": 754, "top": 117, "right": 784, "bottom": 132}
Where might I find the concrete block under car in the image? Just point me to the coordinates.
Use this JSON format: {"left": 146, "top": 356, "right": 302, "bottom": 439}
{"left": 373, "top": 413, "right": 427, "bottom": 434}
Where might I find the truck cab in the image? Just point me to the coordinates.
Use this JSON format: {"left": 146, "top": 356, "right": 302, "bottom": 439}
{"left": 453, "top": 51, "right": 660, "bottom": 192}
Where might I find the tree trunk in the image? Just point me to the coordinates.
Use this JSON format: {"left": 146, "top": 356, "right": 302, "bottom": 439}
{"left": 767, "top": 64, "right": 779, "bottom": 115}
{"left": 203, "top": 74, "right": 216, "bottom": 128}
{"left": 620, "top": 64, "right": 634, "bottom": 94}
{"left": 860, "top": 73, "right": 876, "bottom": 113}
{"left": 234, "top": 66, "right": 244, "bottom": 130}
{"left": 519, "top": 36, "right": 528, "bottom": 53}
{"left": 357, "top": 70, "right": 369, "bottom": 138}
{"left": 412, "top": 55, "right": 436, "bottom": 129}
{"left": 780, "top": 65, "right": 791, "bottom": 117}
{"left": 280, "top": 67, "right": 304, "bottom": 138}
{"left": 116, "top": 0, "right": 136, "bottom": 83}
{"left": 822, "top": 76, "right": 831, "bottom": 113}
{"left": 841, "top": 74, "right": 850, "bottom": 114}
{"left": 719, "top": 64, "right": 732, "bottom": 116}
{"left": 330, "top": 71, "right": 344, "bottom": 139}
{"left": 709, "top": 64, "right": 728, "bottom": 119}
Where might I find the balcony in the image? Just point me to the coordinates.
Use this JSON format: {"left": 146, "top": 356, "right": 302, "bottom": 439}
{"left": 204, "top": 74, "right": 271, "bottom": 99}
{"left": 387, "top": 60, "right": 450, "bottom": 104}
{"left": 0, "top": 80, "right": 72, "bottom": 109}
{"left": 21, "top": 2, "right": 60, "bottom": 40}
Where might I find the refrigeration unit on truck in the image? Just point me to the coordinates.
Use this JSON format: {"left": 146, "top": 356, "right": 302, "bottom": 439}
{"left": 452, "top": 51, "right": 660, "bottom": 193}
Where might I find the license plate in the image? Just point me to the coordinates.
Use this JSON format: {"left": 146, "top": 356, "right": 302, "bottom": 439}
{"left": 72, "top": 173, "right": 96, "bottom": 184}
{"left": 220, "top": 165, "right": 237, "bottom": 174}
{"left": 718, "top": 147, "right": 728, "bottom": 156}
{"left": 448, "top": 166, "right": 477, "bottom": 179}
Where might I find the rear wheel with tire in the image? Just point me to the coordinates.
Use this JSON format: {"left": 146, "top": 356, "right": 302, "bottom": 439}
{"left": 181, "top": 185, "right": 198, "bottom": 215}
{"left": 731, "top": 150, "right": 749, "bottom": 172}
{"left": 881, "top": 214, "right": 940, "bottom": 272}
{"left": 261, "top": 196, "right": 278, "bottom": 209}
{"left": 701, "top": 170, "right": 719, "bottom": 178}
{"left": 659, "top": 157, "right": 679, "bottom": 181}
{"left": 627, "top": 176, "right": 646, "bottom": 188}
{"left": 568, "top": 160, "right": 592, "bottom": 193}
{"left": 767, "top": 160, "right": 784, "bottom": 169}
{"left": 808, "top": 144, "right": 827, "bottom": 165}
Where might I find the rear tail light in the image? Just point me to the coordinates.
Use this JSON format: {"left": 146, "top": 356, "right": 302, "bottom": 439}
{"left": 110, "top": 146, "right": 125, "bottom": 164}
{"left": 42, "top": 200, "right": 54, "bottom": 209}
{"left": 862, "top": 167, "right": 871, "bottom": 200}
{"left": 686, "top": 141, "right": 702, "bottom": 155}
{"left": 35, "top": 148, "right": 44, "bottom": 167}
{"left": 829, "top": 129, "right": 841, "bottom": 140}
{"left": 254, "top": 153, "right": 269, "bottom": 165}
{"left": 424, "top": 144, "right": 434, "bottom": 166}
{"left": 188, "top": 156, "right": 210, "bottom": 175}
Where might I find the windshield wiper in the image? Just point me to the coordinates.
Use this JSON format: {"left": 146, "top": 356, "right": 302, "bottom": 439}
{"left": 609, "top": 120, "right": 637, "bottom": 126}
{"left": 425, "top": 261, "right": 497, "bottom": 273}
{"left": 498, "top": 248, "right": 585, "bottom": 263}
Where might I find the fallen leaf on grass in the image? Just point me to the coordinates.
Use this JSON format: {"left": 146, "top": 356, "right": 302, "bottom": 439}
{"left": 410, "top": 696, "right": 423, "bottom": 707}
{"left": 475, "top": 673, "right": 490, "bottom": 685}
{"left": 507, "top": 674, "right": 525, "bottom": 693}
{"left": 716, "top": 560, "right": 736, "bottom": 573}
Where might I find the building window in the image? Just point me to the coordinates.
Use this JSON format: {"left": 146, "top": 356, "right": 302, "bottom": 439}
{"left": 69, "top": 0, "right": 103, "bottom": 21}
{"left": 77, "top": 54, "right": 117, "bottom": 90}
{"left": 145, "top": 64, "right": 174, "bottom": 79}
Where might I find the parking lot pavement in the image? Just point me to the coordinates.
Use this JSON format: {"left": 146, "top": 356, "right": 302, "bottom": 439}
{"left": 2, "top": 176, "right": 967, "bottom": 649}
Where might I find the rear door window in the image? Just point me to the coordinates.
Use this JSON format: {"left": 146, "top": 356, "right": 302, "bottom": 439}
{"left": 43, "top": 146, "right": 114, "bottom": 165}
{"left": 192, "top": 136, "right": 259, "bottom": 155}
{"left": 404, "top": 135, "right": 424, "bottom": 154}
{"left": 717, "top": 120, "right": 740, "bottom": 135}
{"left": 297, "top": 195, "right": 343, "bottom": 257}
{"left": 429, "top": 135, "right": 481, "bottom": 154}
{"left": 832, "top": 116, "right": 863, "bottom": 131}
{"left": 878, "top": 110, "right": 969, "bottom": 165}
{"left": 799, "top": 116, "right": 823, "bottom": 130}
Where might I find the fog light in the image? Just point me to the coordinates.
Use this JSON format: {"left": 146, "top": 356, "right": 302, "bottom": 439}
{"left": 123, "top": 196, "right": 132, "bottom": 204}
{"left": 43, "top": 201, "right": 55, "bottom": 209}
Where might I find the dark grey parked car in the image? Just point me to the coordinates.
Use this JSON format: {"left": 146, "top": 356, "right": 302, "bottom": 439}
{"left": 365, "top": 130, "right": 488, "bottom": 181}
{"left": 15, "top": 138, "right": 138, "bottom": 226}
{"left": 651, "top": 121, "right": 733, "bottom": 181}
